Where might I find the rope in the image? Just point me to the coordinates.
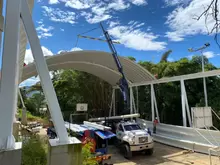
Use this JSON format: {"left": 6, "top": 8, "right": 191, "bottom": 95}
{"left": 74, "top": 27, "right": 99, "bottom": 48}
{"left": 79, "top": 27, "right": 99, "bottom": 36}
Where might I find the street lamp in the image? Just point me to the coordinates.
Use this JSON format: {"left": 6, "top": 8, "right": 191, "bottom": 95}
{"left": 188, "top": 43, "right": 210, "bottom": 107}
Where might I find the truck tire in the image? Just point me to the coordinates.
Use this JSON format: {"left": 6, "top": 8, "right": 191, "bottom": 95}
{"left": 123, "top": 144, "right": 132, "bottom": 159}
{"left": 145, "top": 148, "right": 154, "bottom": 155}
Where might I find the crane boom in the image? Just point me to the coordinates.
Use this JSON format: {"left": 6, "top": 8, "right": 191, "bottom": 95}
{"left": 78, "top": 35, "right": 121, "bottom": 44}
{"left": 100, "top": 23, "right": 130, "bottom": 114}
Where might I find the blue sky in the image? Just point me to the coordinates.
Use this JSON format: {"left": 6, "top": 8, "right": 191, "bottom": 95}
{"left": 4, "top": 0, "right": 220, "bottom": 86}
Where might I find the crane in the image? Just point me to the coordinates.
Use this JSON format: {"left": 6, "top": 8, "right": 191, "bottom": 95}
{"left": 76, "top": 23, "right": 130, "bottom": 114}
{"left": 77, "top": 35, "right": 121, "bottom": 44}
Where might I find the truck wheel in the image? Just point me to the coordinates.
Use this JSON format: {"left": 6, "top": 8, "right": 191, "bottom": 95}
{"left": 123, "top": 144, "right": 132, "bottom": 159}
{"left": 145, "top": 148, "right": 154, "bottom": 155}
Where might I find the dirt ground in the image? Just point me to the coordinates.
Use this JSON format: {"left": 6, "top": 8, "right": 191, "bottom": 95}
{"left": 105, "top": 143, "right": 220, "bottom": 165}
{"left": 37, "top": 129, "right": 220, "bottom": 165}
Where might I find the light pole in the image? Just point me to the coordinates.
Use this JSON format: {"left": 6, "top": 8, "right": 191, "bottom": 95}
{"left": 188, "top": 43, "right": 210, "bottom": 107}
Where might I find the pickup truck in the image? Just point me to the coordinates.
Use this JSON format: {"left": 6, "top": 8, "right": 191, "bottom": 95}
{"left": 115, "top": 121, "right": 154, "bottom": 159}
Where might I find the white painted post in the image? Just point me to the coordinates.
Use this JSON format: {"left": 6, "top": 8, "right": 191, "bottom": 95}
{"left": 182, "top": 81, "right": 192, "bottom": 127}
{"left": 0, "top": 0, "right": 21, "bottom": 149}
{"left": 18, "top": 88, "right": 27, "bottom": 125}
{"left": 181, "top": 79, "right": 187, "bottom": 127}
{"left": 136, "top": 86, "right": 139, "bottom": 113}
{"left": 152, "top": 85, "right": 160, "bottom": 123}
{"left": 151, "top": 84, "right": 155, "bottom": 121}
{"left": 20, "top": 0, "right": 68, "bottom": 142}
{"left": 130, "top": 87, "right": 133, "bottom": 114}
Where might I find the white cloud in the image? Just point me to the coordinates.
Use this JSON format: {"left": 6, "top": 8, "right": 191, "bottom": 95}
{"left": 165, "top": 0, "right": 218, "bottom": 42}
{"left": 108, "top": 21, "right": 120, "bottom": 28}
{"left": 164, "top": 0, "right": 191, "bottom": 6}
{"left": 25, "top": 46, "right": 53, "bottom": 64}
{"left": 63, "top": 0, "right": 91, "bottom": 9}
{"left": 53, "top": 0, "right": 147, "bottom": 24}
{"left": 36, "top": 23, "right": 54, "bottom": 39}
{"left": 108, "top": 0, "right": 130, "bottom": 11}
{"left": 60, "top": 28, "right": 64, "bottom": 31}
{"left": 203, "top": 51, "right": 215, "bottom": 58}
{"left": 49, "top": 0, "right": 59, "bottom": 4}
{"left": 81, "top": 11, "right": 112, "bottom": 24}
{"left": 108, "top": 22, "right": 166, "bottom": 51}
{"left": 42, "top": 6, "right": 76, "bottom": 24}
{"left": 130, "top": 0, "right": 147, "bottom": 6}
{"left": 57, "top": 47, "right": 83, "bottom": 54}
{"left": 22, "top": 47, "right": 54, "bottom": 86}
{"left": 165, "top": 31, "right": 184, "bottom": 41}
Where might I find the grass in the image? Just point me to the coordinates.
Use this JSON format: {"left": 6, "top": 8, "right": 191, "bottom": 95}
{"left": 17, "top": 109, "right": 49, "bottom": 127}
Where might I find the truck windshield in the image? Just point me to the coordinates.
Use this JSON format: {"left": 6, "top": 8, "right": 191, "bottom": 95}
{"left": 124, "top": 124, "right": 141, "bottom": 131}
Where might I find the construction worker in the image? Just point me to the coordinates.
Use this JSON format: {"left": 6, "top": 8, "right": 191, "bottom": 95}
{"left": 153, "top": 117, "right": 158, "bottom": 134}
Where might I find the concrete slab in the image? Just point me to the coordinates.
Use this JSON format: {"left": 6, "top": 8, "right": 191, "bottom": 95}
{"left": 0, "top": 142, "right": 22, "bottom": 165}
{"left": 47, "top": 137, "right": 82, "bottom": 165}
{"left": 106, "top": 143, "right": 220, "bottom": 165}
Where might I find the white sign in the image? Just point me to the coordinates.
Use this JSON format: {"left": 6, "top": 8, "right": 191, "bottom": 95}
{"left": 192, "top": 107, "right": 213, "bottom": 128}
{"left": 76, "top": 103, "right": 88, "bottom": 112}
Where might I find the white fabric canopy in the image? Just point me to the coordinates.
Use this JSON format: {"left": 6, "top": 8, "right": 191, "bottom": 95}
{"left": 21, "top": 50, "right": 155, "bottom": 86}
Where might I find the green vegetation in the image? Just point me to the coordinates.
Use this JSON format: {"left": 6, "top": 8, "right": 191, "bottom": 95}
{"left": 21, "top": 135, "right": 47, "bottom": 165}
{"left": 82, "top": 142, "right": 98, "bottom": 165}
{"left": 21, "top": 135, "right": 97, "bottom": 165}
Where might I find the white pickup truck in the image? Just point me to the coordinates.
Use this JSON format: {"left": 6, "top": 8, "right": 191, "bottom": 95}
{"left": 115, "top": 121, "right": 154, "bottom": 159}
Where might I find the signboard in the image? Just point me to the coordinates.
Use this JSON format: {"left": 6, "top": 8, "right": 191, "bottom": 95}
{"left": 191, "top": 107, "right": 213, "bottom": 128}
{"left": 76, "top": 103, "right": 88, "bottom": 112}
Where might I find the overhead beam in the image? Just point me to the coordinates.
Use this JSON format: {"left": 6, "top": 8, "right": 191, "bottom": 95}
{"left": 131, "top": 69, "right": 220, "bottom": 87}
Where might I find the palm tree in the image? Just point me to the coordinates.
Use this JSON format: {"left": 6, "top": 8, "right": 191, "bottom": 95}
{"left": 160, "top": 50, "right": 172, "bottom": 62}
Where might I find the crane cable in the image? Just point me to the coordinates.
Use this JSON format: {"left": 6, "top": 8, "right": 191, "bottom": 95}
{"left": 74, "top": 27, "right": 100, "bottom": 47}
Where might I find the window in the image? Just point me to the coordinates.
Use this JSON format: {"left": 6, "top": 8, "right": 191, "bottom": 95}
{"left": 118, "top": 124, "right": 123, "bottom": 131}
{"left": 124, "top": 124, "right": 141, "bottom": 131}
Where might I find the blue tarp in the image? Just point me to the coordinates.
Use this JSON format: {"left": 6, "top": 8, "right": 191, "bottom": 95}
{"left": 95, "top": 130, "right": 116, "bottom": 139}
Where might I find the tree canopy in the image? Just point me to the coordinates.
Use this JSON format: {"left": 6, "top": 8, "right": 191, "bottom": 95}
{"left": 20, "top": 55, "right": 220, "bottom": 128}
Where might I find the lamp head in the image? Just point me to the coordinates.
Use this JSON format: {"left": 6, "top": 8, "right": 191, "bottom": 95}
{"left": 204, "top": 43, "right": 210, "bottom": 47}
{"left": 188, "top": 48, "right": 193, "bottom": 52}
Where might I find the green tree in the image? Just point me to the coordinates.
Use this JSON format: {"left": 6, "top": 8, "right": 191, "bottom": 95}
{"left": 160, "top": 50, "right": 172, "bottom": 62}
{"left": 53, "top": 70, "right": 112, "bottom": 120}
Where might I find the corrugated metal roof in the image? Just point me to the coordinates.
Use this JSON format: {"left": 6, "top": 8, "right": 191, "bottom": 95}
{"left": 21, "top": 51, "right": 155, "bottom": 86}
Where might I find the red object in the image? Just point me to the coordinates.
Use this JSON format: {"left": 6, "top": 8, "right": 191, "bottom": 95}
{"left": 23, "top": 63, "right": 26, "bottom": 66}
{"left": 82, "top": 130, "right": 96, "bottom": 153}
{"left": 153, "top": 119, "right": 158, "bottom": 125}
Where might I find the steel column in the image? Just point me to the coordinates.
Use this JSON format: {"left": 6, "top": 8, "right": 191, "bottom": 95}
{"left": 181, "top": 80, "right": 187, "bottom": 127}
{"left": 136, "top": 86, "right": 139, "bottom": 113}
{"left": 109, "top": 88, "right": 114, "bottom": 117}
{"left": 153, "top": 86, "right": 160, "bottom": 122}
{"left": 113, "top": 88, "right": 116, "bottom": 116}
{"left": 131, "top": 87, "right": 136, "bottom": 113}
{"left": 130, "top": 87, "right": 133, "bottom": 114}
{"left": 182, "top": 80, "right": 192, "bottom": 127}
{"left": 151, "top": 84, "right": 155, "bottom": 121}
{"left": 0, "top": 0, "right": 21, "bottom": 149}
{"left": 20, "top": 0, "right": 68, "bottom": 142}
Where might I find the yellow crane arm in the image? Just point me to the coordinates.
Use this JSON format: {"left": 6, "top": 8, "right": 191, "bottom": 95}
{"left": 77, "top": 35, "right": 121, "bottom": 44}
